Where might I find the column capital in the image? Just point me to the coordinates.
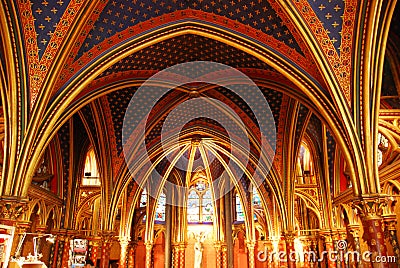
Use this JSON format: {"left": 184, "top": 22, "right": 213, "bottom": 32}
{"left": 172, "top": 242, "right": 187, "bottom": 251}
{"left": 144, "top": 241, "right": 154, "bottom": 250}
{"left": 283, "top": 231, "right": 296, "bottom": 243}
{"left": 0, "top": 197, "right": 28, "bottom": 223}
{"left": 245, "top": 240, "right": 256, "bottom": 250}
{"left": 319, "top": 229, "right": 333, "bottom": 242}
{"left": 352, "top": 196, "right": 387, "bottom": 220}
{"left": 347, "top": 224, "right": 361, "bottom": 238}
{"left": 15, "top": 221, "right": 31, "bottom": 233}
{"left": 382, "top": 214, "right": 397, "bottom": 231}
{"left": 118, "top": 236, "right": 130, "bottom": 245}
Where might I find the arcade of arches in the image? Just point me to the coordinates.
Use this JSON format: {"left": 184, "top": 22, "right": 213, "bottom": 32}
{"left": 1, "top": 0, "right": 400, "bottom": 268}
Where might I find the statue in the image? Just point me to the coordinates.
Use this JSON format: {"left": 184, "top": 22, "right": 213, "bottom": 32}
{"left": 194, "top": 232, "right": 205, "bottom": 268}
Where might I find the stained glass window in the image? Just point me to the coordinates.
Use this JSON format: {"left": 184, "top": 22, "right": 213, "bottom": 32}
{"left": 187, "top": 190, "right": 200, "bottom": 222}
{"left": 155, "top": 192, "right": 166, "bottom": 222}
{"left": 253, "top": 188, "right": 261, "bottom": 207}
{"left": 202, "top": 189, "right": 213, "bottom": 222}
{"left": 140, "top": 188, "right": 147, "bottom": 207}
{"left": 82, "top": 147, "right": 100, "bottom": 186}
{"left": 236, "top": 194, "right": 245, "bottom": 221}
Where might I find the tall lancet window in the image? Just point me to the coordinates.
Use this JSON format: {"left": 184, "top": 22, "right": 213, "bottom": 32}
{"left": 187, "top": 181, "right": 214, "bottom": 223}
{"left": 82, "top": 147, "right": 100, "bottom": 186}
{"left": 155, "top": 192, "right": 166, "bottom": 222}
{"left": 236, "top": 194, "right": 245, "bottom": 222}
{"left": 188, "top": 189, "right": 200, "bottom": 222}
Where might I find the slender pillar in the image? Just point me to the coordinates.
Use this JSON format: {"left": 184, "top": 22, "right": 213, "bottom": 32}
{"left": 302, "top": 238, "right": 311, "bottom": 268}
{"left": 383, "top": 215, "right": 400, "bottom": 266}
{"left": 354, "top": 198, "right": 389, "bottom": 268}
{"left": 224, "top": 190, "right": 233, "bottom": 268}
{"left": 214, "top": 241, "right": 223, "bottom": 268}
{"left": 320, "top": 230, "right": 336, "bottom": 268}
{"left": 347, "top": 225, "right": 362, "bottom": 268}
{"left": 89, "top": 238, "right": 101, "bottom": 266}
{"left": 144, "top": 241, "right": 153, "bottom": 268}
{"left": 60, "top": 234, "right": 71, "bottom": 268}
{"left": 127, "top": 241, "right": 137, "bottom": 268}
{"left": 13, "top": 221, "right": 30, "bottom": 257}
{"left": 246, "top": 240, "right": 256, "bottom": 268}
{"left": 283, "top": 231, "right": 296, "bottom": 268}
{"left": 172, "top": 242, "right": 186, "bottom": 268}
{"left": 165, "top": 203, "right": 172, "bottom": 268}
{"left": 35, "top": 225, "right": 47, "bottom": 257}
{"left": 119, "top": 236, "right": 130, "bottom": 268}
{"left": 54, "top": 231, "right": 66, "bottom": 268}
{"left": 221, "top": 243, "right": 228, "bottom": 268}
{"left": 99, "top": 232, "right": 113, "bottom": 268}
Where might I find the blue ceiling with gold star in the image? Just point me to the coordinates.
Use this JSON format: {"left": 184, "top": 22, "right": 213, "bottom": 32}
{"left": 99, "top": 34, "right": 276, "bottom": 76}
{"left": 75, "top": 0, "right": 304, "bottom": 60}
{"left": 308, "top": 0, "right": 345, "bottom": 53}
{"left": 31, "top": 0, "right": 71, "bottom": 58}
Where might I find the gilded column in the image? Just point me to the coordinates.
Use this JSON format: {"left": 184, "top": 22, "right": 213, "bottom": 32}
{"left": 214, "top": 241, "right": 223, "bottom": 268}
{"left": 35, "top": 225, "right": 47, "bottom": 257}
{"left": 353, "top": 198, "right": 389, "bottom": 268}
{"left": 119, "top": 236, "right": 130, "bottom": 268}
{"left": 319, "top": 230, "right": 336, "bottom": 268}
{"left": 383, "top": 215, "right": 400, "bottom": 266}
{"left": 221, "top": 243, "right": 228, "bottom": 268}
{"left": 13, "top": 221, "right": 30, "bottom": 257}
{"left": 127, "top": 241, "right": 137, "bottom": 268}
{"left": 246, "top": 240, "right": 256, "bottom": 268}
{"left": 144, "top": 241, "right": 153, "bottom": 268}
{"left": 302, "top": 238, "right": 311, "bottom": 268}
{"left": 347, "top": 225, "right": 362, "bottom": 268}
{"left": 54, "top": 231, "right": 66, "bottom": 268}
{"left": 60, "top": 233, "right": 72, "bottom": 268}
{"left": 88, "top": 237, "right": 101, "bottom": 266}
{"left": 172, "top": 242, "right": 186, "bottom": 268}
{"left": 99, "top": 233, "right": 113, "bottom": 268}
{"left": 283, "top": 231, "right": 296, "bottom": 268}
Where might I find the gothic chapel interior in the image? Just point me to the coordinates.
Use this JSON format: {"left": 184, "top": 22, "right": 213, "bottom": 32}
{"left": 1, "top": 0, "right": 400, "bottom": 268}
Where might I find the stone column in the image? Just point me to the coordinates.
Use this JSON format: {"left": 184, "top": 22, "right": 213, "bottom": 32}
{"left": 99, "top": 233, "right": 113, "bottom": 268}
{"left": 164, "top": 203, "right": 172, "bottom": 268}
{"left": 144, "top": 241, "right": 153, "bottom": 268}
{"left": 53, "top": 231, "right": 66, "bottom": 268}
{"left": 127, "top": 241, "right": 137, "bottom": 268}
{"left": 383, "top": 215, "right": 400, "bottom": 266}
{"left": 35, "top": 225, "right": 47, "bottom": 257}
{"left": 119, "top": 236, "right": 130, "bottom": 268}
{"left": 13, "top": 221, "right": 30, "bottom": 257}
{"left": 224, "top": 191, "right": 234, "bottom": 268}
{"left": 347, "top": 225, "right": 362, "bottom": 268}
{"left": 88, "top": 237, "right": 101, "bottom": 266}
{"left": 319, "top": 230, "right": 336, "bottom": 268}
{"left": 172, "top": 242, "right": 186, "bottom": 268}
{"left": 60, "top": 233, "right": 72, "bottom": 268}
{"left": 353, "top": 198, "right": 389, "bottom": 268}
{"left": 283, "top": 231, "right": 296, "bottom": 268}
{"left": 302, "top": 238, "right": 311, "bottom": 268}
{"left": 221, "top": 243, "right": 228, "bottom": 268}
{"left": 214, "top": 241, "right": 223, "bottom": 268}
{"left": 246, "top": 240, "right": 256, "bottom": 268}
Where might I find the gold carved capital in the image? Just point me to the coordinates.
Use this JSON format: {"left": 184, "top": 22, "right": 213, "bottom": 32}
{"left": 347, "top": 224, "right": 361, "bottom": 238}
{"left": 283, "top": 231, "right": 296, "bottom": 243}
{"left": 352, "top": 196, "right": 387, "bottom": 220}
{"left": 0, "top": 198, "right": 28, "bottom": 221}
